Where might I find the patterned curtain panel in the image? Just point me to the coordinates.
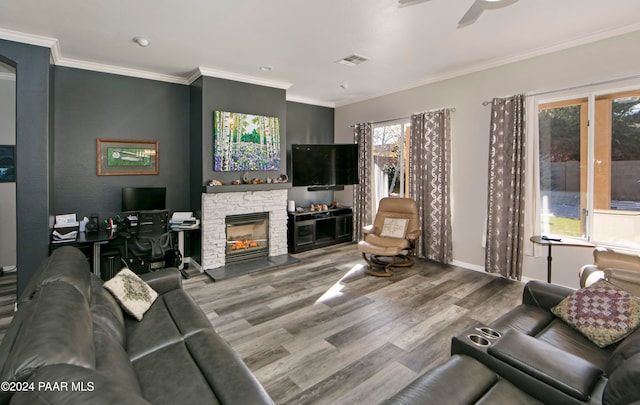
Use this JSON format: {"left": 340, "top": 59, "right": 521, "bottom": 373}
{"left": 409, "top": 109, "right": 452, "bottom": 263}
{"left": 353, "top": 122, "right": 373, "bottom": 242}
{"left": 485, "top": 94, "right": 526, "bottom": 280}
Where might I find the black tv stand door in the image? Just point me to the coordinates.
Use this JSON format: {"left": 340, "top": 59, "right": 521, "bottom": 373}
{"left": 287, "top": 207, "right": 353, "bottom": 253}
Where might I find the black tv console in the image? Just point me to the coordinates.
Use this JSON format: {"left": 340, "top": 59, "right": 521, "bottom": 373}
{"left": 287, "top": 207, "right": 353, "bottom": 253}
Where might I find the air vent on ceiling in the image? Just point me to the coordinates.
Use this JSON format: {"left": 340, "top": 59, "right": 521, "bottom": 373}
{"left": 335, "top": 54, "right": 369, "bottom": 67}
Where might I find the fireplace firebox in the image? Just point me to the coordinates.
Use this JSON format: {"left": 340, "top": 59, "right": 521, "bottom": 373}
{"left": 225, "top": 212, "right": 269, "bottom": 263}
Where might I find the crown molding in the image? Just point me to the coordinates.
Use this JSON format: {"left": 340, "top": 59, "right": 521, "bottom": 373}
{"left": 0, "top": 28, "right": 58, "bottom": 50}
{"left": 3, "top": 21, "right": 639, "bottom": 109}
{"left": 335, "top": 22, "right": 640, "bottom": 107}
{"left": 195, "top": 67, "right": 292, "bottom": 90}
{"left": 55, "top": 57, "right": 189, "bottom": 84}
{"left": 285, "top": 95, "right": 335, "bottom": 108}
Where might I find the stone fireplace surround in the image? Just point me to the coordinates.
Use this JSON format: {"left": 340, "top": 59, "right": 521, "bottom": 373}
{"left": 201, "top": 187, "right": 289, "bottom": 271}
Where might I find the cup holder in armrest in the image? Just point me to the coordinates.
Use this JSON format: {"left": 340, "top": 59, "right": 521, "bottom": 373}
{"left": 476, "top": 326, "right": 501, "bottom": 340}
{"left": 467, "top": 334, "right": 491, "bottom": 347}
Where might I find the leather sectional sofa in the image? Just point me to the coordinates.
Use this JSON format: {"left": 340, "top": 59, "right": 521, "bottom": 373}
{"left": 0, "top": 246, "right": 274, "bottom": 405}
{"left": 386, "top": 280, "right": 640, "bottom": 404}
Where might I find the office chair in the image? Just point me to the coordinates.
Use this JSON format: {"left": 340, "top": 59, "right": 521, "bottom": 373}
{"left": 124, "top": 210, "right": 175, "bottom": 274}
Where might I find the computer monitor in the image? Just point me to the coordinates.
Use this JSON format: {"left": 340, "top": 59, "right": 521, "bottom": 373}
{"left": 121, "top": 187, "right": 166, "bottom": 212}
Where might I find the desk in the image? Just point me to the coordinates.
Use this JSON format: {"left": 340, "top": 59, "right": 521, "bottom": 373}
{"left": 51, "top": 229, "right": 119, "bottom": 276}
{"left": 530, "top": 236, "right": 594, "bottom": 283}
{"left": 51, "top": 227, "right": 199, "bottom": 277}
{"left": 171, "top": 226, "right": 200, "bottom": 270}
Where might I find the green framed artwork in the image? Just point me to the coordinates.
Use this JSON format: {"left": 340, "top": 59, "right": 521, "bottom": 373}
{"left": 97, "top": 139, "right": 158, "bottom": 175}
{"left": 213, "top": 111, "right": 281, "bottom": 171}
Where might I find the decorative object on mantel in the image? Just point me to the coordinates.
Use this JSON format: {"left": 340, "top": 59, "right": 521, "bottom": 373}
{"left": 231, "top": 179, "right": 242, "bottom": 185}
{"left": 207, "top": 179, "right": 223, "bottom": 186}
{"left": 275, "top": 173, "right": 288, "bottom": 183}
{"left": 251, "top": 178, "right": 264, "bottom": 184}
{"left": 242, "top": 172, "right": 251, "bottom": 184}
{"left": 329, "top": 201, "right": 339, "bottom": 209}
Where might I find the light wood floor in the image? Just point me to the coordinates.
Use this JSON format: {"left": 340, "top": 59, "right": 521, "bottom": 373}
{"left": 0, "top": 244, "right": 525, "bottom": 404}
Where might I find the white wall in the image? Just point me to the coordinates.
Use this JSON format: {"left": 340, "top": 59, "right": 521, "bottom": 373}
{"left": 334, "top": 30, "right": 640, "bottom": 289}
{"left": 0, "top": 64, "right": 16, "bottom": 269}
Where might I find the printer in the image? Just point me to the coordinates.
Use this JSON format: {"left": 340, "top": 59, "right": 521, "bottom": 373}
{"left": 170, "top": 212, "right": 200, "bottom": 230}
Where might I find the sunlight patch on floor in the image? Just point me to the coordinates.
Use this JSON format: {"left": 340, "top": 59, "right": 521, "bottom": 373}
{"left": 315, "top": 263, "right": 365, "bottom": 304}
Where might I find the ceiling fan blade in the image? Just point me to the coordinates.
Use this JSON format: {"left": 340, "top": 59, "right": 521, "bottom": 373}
{"left": 458, "top": 0, "right": 486, "bottom": 26}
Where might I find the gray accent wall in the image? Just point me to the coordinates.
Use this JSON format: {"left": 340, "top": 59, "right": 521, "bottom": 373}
{"left": 190, "top": 76, "right": 287, "bottom": 201}
{"left": 286, "top": 101, "right": 335, "bottom": 208}
{"left": 0, "top": 40, "right": 51, "bottom": 296}
{"left": 201, "top": 77, "right": 287, "bottom": 187}
{"left": 53, "top": 67, "right": 190, "bottom": 219}
{"left": 189, "top": 77, "right": 204, "bottom": 213}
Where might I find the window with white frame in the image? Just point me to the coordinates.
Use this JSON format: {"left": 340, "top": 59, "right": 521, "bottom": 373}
{"left": 372, "top": 120, "right": 411, "bottom": 213}
{"left": 537, "top": 89, "right": 640, "bottom": 248}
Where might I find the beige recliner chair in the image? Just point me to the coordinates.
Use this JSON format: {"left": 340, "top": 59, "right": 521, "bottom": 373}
{"left": 579, "top": 246, "right": 640, "bottom": 296}
{"left": 358, "top": 197, "right": 421, "bottom": 277}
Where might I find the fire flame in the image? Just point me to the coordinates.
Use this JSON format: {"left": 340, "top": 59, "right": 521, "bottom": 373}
{"left": 230, "top": 240, "right": 259, "bottom": 250}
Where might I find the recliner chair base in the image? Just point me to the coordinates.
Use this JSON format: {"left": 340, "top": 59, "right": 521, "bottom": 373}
{"left": 362, "top": 252, "right": 414, "bottom": 277}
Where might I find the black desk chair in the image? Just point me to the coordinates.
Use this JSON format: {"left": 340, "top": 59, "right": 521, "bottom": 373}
{"left": 124, "top": 210, "right": 178, "bottom": 274}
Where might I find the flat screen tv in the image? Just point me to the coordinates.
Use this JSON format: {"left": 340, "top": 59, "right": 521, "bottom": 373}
{"left": 292, "top": 144, "right": 359, "bottom": 187}
{"left": 122, "top": 187, "right": 166, "bottom": 212}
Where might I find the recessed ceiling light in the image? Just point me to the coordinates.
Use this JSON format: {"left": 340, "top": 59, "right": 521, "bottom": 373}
{"left": 260, "top": 66, "right": 273, "bottom": 72}
{"left": 132, "top": 37, "right": 150, "bottom": 47}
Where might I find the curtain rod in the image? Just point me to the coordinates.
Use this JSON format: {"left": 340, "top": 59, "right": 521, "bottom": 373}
{"left": 348, "top": 107, "right": 456, "bottom": 127}
{"left": 481, "top": 73, "right": 640, "bottom": 106}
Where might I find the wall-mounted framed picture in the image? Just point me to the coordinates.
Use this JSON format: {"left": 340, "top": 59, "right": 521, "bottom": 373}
{"left": 0, "top": 145, "right": 16, "bottom": 182}
{"left": 213, "top": 111, "right": 280, "bottom": 171}
{"left": 97, "top": 139, "right": 158, "bottom": 176}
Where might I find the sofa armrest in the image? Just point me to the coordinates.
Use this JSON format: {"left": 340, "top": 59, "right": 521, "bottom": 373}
{"left": 382, "top": 355, "right": 499, "bottom": 404}
{"left": 487, "top": 330, "right": 602, "bottom": 401}
{"left": 139, "top": 268, "right": 182, "bottom": 295}
{"left": 580, "top": 264, "right": 605, "bottom": 288}
{"left": 522, "top": 280, "right": 574, "bottom": 310}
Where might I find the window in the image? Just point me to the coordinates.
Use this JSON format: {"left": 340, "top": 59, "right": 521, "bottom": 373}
{"left": 538, "top": 89, "right": 640, "bottom": 248}
{"left": 372, "top": 121, "right": 410, "bottom": 213}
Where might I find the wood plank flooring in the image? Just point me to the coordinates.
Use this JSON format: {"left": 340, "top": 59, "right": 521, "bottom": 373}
{"left": 0, "top": 243, "right": 525, "bottom": 404}
{"left": 183, "top": 243, "right": 524, "bottom": 404}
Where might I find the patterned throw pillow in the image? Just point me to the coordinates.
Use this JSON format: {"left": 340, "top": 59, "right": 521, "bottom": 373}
{"left": 103, "top": 268, "right": 158, "bottom": 321}
{"left": 380, "top": 218, "right": 409, "bottom": 239}
{"left": 551, "top": 279, "right": 640, "bottom": 348}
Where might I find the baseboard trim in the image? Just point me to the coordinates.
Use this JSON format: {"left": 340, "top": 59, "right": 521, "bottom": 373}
{"left": 450, "top": 260, "right": 485, "bottom": 273}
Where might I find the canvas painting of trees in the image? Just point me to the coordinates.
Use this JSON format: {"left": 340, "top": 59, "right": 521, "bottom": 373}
{"left": 213, "top": 111, "right": 281, "bottom": 171}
